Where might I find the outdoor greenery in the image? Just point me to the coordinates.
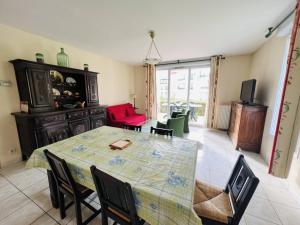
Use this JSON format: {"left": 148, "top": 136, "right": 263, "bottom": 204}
{"left": 159, "top": 98, "right": 206, "bottom": 117}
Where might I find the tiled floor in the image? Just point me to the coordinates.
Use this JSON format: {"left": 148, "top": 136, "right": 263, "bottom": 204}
{"left": 0, "top": 125, "right": 300, "bottom": 225}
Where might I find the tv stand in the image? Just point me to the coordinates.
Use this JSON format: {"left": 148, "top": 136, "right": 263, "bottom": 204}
{"left": 228, "top": 102, "right": 268, "bottom": 153}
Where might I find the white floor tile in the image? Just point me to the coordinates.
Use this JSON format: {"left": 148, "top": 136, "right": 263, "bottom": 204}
{"left": 31, "top": 214, "right": 58, "bottom": 225}
{"left": 264, "top": 185, "right": 300, "bottom": 209}
{"left": 29, "top": 187, "right": 52, "bottom": 211}
{"left": 0, "top": 182, "right": 19, "bottom": 202}
{"left": 272, "top": 202, "right": 300, "bottom": 225}
{"left": 244, "top": 214, "right": 280, "bottom": 225}
{"left": 245, "top": 196, "right": 282, "bottom": 224}
{"left": 5, "top": 168, "right": 47, "bottom": 190}
{"left": 0, "top": 175, "right": 9, "bottom": 188}
{"left": 47, "top": 205, "right": 77, "bottom": 225}
{"left": 67, "top": 201, "right": 101, "bottom": 225}
{"left": 239, "top": 217, "right": 247, "bottom": 225}
{"left": 22, "top": 178, "right": 49, "bottom": 195}
{"left": 252, "top": 183, "right": 268, "bottom": 199}
{"left": 0, "top": 161, "right": 27, "bottom": 177}
{"left": 0, "top": 201, "right": 44, "bottom": 225}
{"left": 22, "top": 178, "right": 52, "bottom": 211}
{"left": 0, "top": 192, "right": 30, "bottom": 221}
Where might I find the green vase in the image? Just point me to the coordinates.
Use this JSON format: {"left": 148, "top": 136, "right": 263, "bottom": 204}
{"left": 57, "top": 48, "right": 69, "bottom": 67}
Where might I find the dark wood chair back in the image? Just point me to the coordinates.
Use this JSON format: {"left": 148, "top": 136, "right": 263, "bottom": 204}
{"left": 90, "top": 166, "right": 142, "bottom": 225}
{"left": 225, "top": 155, "right": 259, "bottom": 225}
{"left": 122, "top": 124, "right": 142, "bottom": 132}
{"left": 150, "top": 126, "right": 173, "bottom": 137}
{"left": 44, "top": 150, "right": 77, "bottom": 195}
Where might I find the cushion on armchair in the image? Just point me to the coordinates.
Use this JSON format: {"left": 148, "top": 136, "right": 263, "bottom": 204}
{"left": 156, "top": 116, "right": 184, "bottom": 137}
{"left": 171, "top": 110, "right": 190, "bottom": 133}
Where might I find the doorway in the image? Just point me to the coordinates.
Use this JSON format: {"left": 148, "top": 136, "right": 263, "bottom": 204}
{"left": 156, "top": 65, "right": 210, "bottom": 127}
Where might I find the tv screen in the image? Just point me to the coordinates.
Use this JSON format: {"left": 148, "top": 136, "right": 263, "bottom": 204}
{"left": 240, "top": 79, "right": 256, "bottom": 103}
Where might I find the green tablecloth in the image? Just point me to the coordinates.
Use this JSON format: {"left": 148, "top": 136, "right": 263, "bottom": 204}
{"left": 27, "top": 126, "right": 202, "bottom": 225}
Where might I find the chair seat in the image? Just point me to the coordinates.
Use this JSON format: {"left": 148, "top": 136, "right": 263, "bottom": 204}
{"left": 193, "top": 180, "right": 233, "bottom": 224}
{"left": 108, "top": 207, "right": 130, "bottom": 222}
{"left": 61, "top": 182, "right": 93, "bottom": 198}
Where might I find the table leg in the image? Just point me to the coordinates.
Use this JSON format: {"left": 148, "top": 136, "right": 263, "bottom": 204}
{"left": 47, "top": 170, "right": 59, "bottom": 208}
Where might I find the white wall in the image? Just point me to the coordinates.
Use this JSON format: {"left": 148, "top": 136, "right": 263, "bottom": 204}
{"left": 0, "top": 24, "right": 139, "bottom": 167}
{"left": 217, "top": 55, "right": 252, "bottom": 105}
{"left": 249, "top": 36, "right": 288, "bottom": 163}
{"left": 215, "top": 55, "right": 252, "bottom": 125}
{"left": 288, "top": 105, "right": 300, "bottom": 193}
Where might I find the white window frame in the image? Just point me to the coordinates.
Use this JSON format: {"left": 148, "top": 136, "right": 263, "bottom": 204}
{"left": 156, "top": 62, "right": 210, "bottom": 119}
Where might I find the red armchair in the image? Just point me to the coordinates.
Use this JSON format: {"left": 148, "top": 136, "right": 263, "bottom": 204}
{"left": 106, "top": 103, "right": 146, "bottom": 128}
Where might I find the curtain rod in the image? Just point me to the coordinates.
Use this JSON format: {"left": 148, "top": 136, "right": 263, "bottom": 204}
{"left": 265, "top": 8, "right": 296, "bottom": 38}
{"left": 155, "top": 55, "right": 225, "bottom": 67}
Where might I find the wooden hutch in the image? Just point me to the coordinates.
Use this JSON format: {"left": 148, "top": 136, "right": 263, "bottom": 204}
{"left": 228, "top": 102, "right": 268, "bottom": 153}
{"left": 11, "top": 59, "right": 106, "bottom": 160}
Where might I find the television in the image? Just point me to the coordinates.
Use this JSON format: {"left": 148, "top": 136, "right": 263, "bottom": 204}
{"left": 240, "top": 79, "right": 256, "bottom": 104}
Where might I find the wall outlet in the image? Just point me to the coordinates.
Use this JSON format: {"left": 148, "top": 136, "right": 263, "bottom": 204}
{"left": 10, "top": 148, "right": 17, "bottom": 154}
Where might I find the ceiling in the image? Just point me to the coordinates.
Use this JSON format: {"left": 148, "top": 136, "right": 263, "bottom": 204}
{"left": 0, "top": 0, "right": 296, "bottom": 64}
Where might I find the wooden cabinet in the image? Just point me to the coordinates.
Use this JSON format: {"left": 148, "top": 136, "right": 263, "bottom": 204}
{"left": 12, "top": 106, "right": 106, "bottom": 160}
{"left": 86, "top": 75, "right": 99, "bottom": 106}
{"left": 10, "top": 59, "right": 100, "bottom": 112}
{"left": 11, "top": 59, "right": 106, "bottom": 159}
{"left": 228, "top": 102, "right": 268, "bottom": 153}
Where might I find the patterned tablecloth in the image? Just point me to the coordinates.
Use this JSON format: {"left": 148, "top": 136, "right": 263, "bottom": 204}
{"left": 27, "top": 126, "right": 202, "bottom": 225}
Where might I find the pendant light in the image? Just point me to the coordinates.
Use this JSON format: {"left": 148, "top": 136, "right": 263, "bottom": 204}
{"left": 143, "top": 31, "right": 162, "bottom": 65}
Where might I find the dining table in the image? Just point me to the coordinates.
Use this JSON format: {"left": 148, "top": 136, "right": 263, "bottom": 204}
{"left": 27, "top": 126, "right": 202, "bottom": 225}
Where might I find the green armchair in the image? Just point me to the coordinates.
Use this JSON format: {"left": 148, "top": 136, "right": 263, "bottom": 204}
{"left": 171, "top": 110, "right": 190, "bottom": 133}
{"left": 156, "top": 116, "right": 185, "bottom": 137}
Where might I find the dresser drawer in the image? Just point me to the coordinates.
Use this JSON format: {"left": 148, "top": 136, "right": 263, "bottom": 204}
{"left": 67, "top": 110, "right": 89, "bottom": 120}
{"left": 34, "top": 114, "right": 66, "bottom": 126}
{"left": 89, "top": 107, "right": 105, "bottom": 115}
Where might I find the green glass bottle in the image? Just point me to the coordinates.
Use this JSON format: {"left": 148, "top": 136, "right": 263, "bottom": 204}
{"left": 57, "top": 48, "right": 69, "bottom": 67}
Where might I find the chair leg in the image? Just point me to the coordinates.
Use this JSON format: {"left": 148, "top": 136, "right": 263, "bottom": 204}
{"left": 58, "top": 191, "right": 66, "bottom": 219}
{"left": 101, "top": 213, "right": 109, "bottom": 225}
{"left": 75, "top": 199, "right": 83, "bottom": 225}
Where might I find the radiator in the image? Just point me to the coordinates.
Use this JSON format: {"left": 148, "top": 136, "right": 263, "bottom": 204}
{"left": 216, "top": 104, "right": 231, "bottom": 130}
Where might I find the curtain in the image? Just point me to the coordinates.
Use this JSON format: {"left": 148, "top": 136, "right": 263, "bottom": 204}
{"left": 207, "top": 56, "right": 222, "bottom": 128}
{"left": 145, "top": 64, "right": 157, "bottom": 120}
{"left": 269, "top": 3, "right": 300, "bottom": 177}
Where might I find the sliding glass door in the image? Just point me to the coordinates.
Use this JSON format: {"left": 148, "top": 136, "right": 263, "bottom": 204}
{"left": 156, "top": 65, "right": 210, "bottom": 127}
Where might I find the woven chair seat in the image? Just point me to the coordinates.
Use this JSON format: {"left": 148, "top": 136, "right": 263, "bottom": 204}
{"left": 193, "top": 180, "right": 233, "bottom": 224}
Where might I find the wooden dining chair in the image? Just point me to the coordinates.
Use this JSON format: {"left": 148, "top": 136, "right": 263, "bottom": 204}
{"left": 150, "top": 126, "right": 173, "bottom": 137}
{"left": 122, "top": 124, "right": 142, "bottom": 132}
{"left": 193, "top": 155, "right": 259, "bottom": 225}
{"left": 44, "top": 150, "right": 101, "bottom": 225}
{"left": 90, "top": 166, "right": 145, "bottom": 225}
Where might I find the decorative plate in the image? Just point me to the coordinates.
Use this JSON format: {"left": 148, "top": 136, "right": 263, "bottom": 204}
{"left": 50, "top": 70, "right": 64, "bottom": 84}
{"left": 52, "top": 88, "right": 60, "bottom": 96}
{"left": 63, "top": 90, "right": 73, "bottom": 96}
{"left": 66, "top": 77, "right": 76, "bottom": 86}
